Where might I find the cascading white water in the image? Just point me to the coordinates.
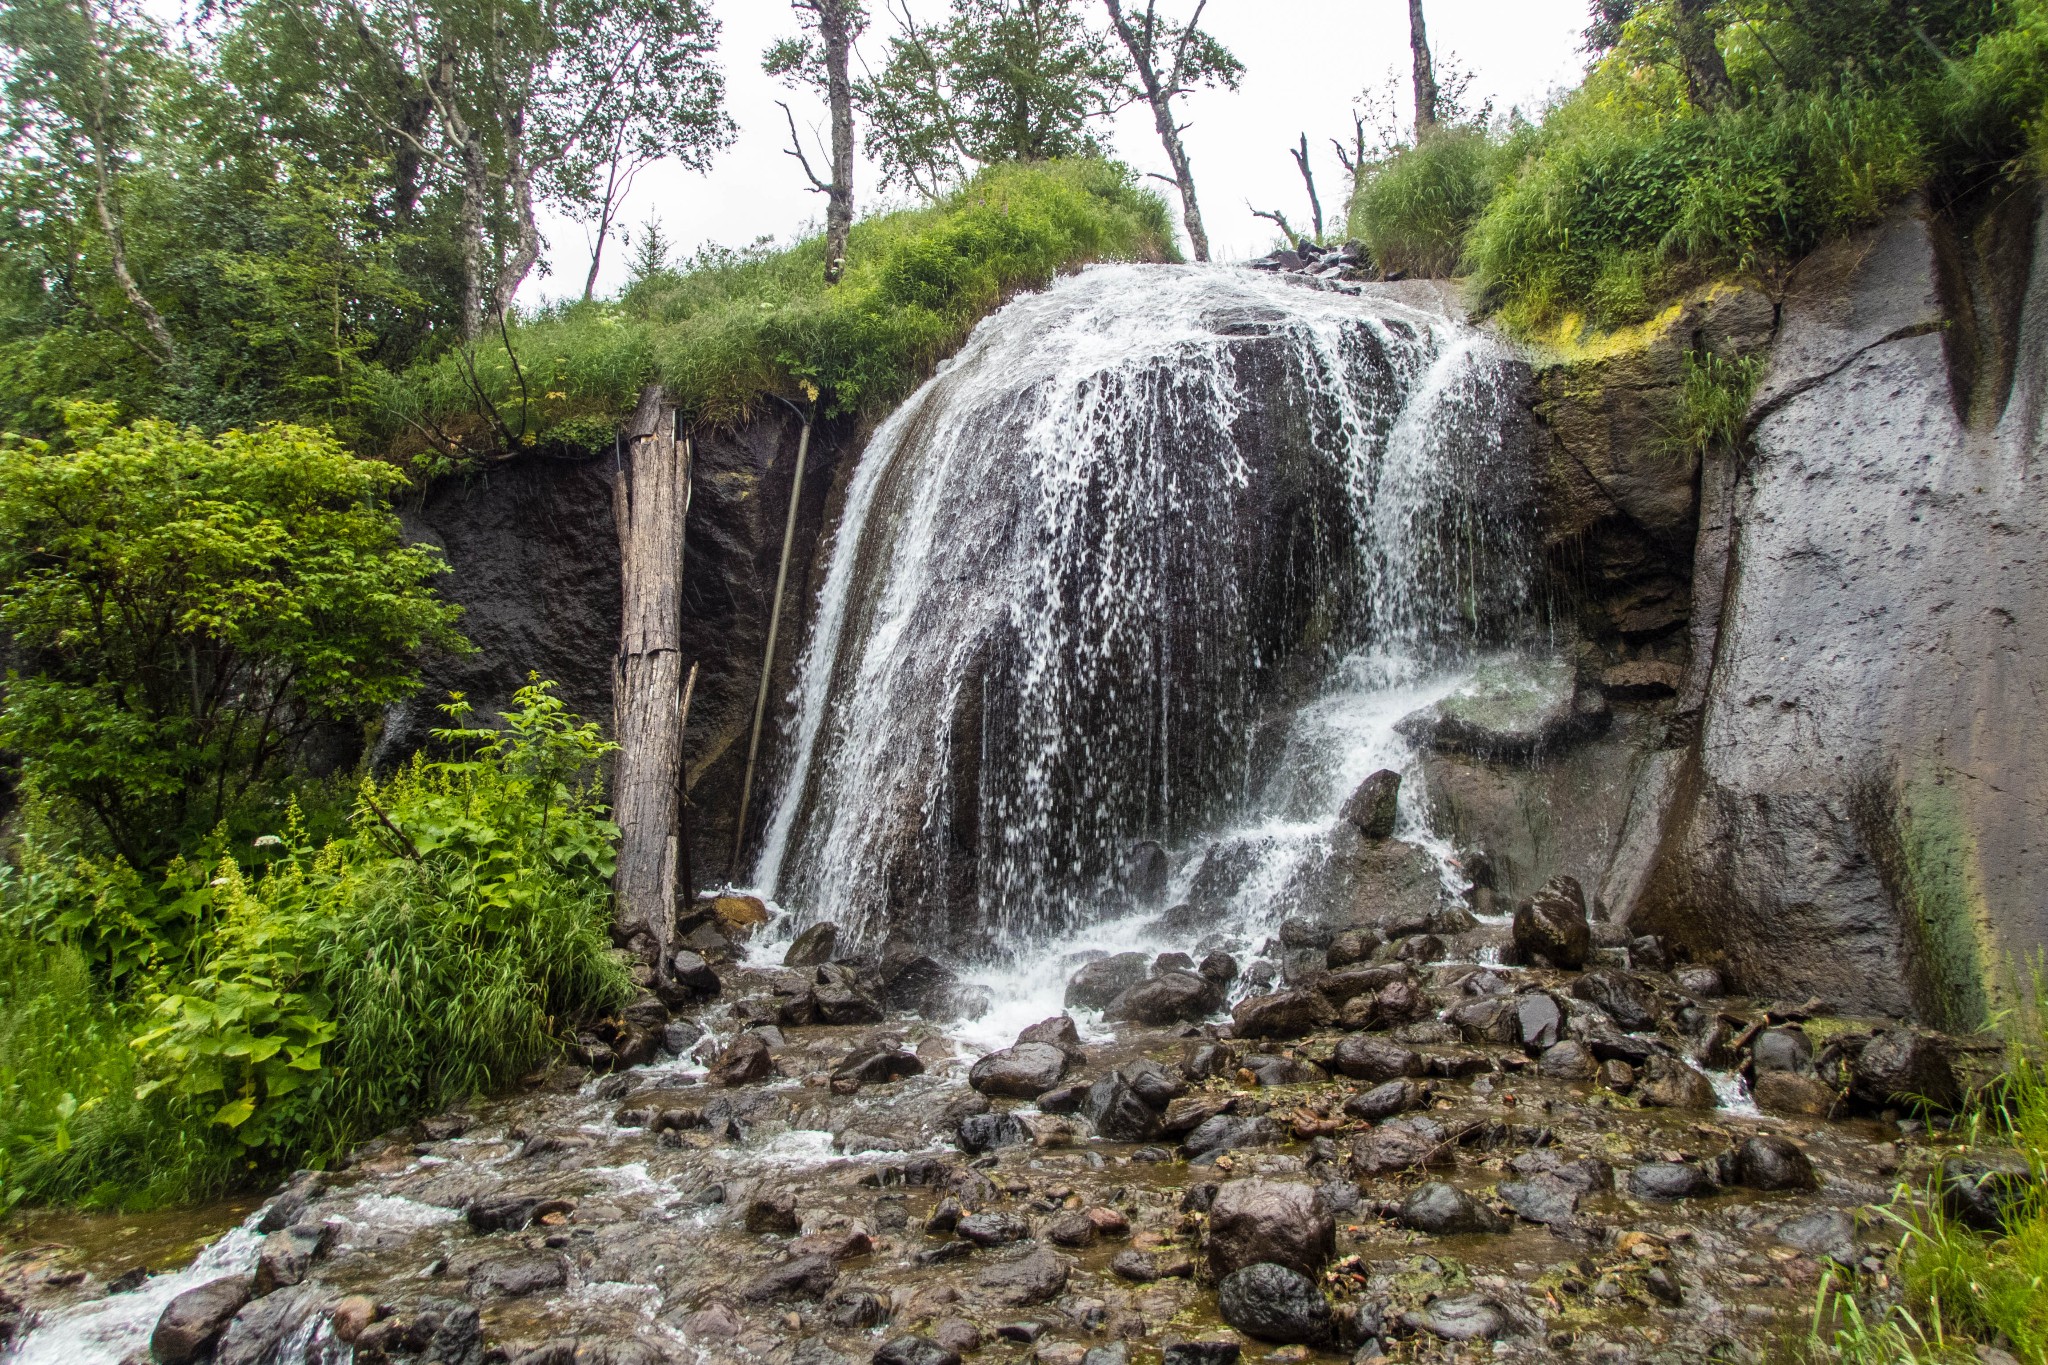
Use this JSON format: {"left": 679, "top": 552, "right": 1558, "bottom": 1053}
{"left": 753, "top": 265, "right": 1529, "bottom": 959}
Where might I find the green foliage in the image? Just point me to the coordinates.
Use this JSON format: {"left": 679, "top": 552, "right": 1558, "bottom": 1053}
{"left": 381, "top": 158, "right": 1175, "bottom": 457}
{"left": 0, "top": 406, "right": 469, "bottom": 869}
{"left": 1, "top": 679, "right": 631, "bottom": 1206}
{"left": 1670, "top": 348, "right": 1765, "bottom": 459}
{"left": 1347, "top": 127, "right": 1508, "bottom": 278}
{"left": 857, "top": 0, "right": 1128, "bottom": 197}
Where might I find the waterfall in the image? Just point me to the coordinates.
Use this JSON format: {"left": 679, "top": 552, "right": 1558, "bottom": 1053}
{"left": 752, "top": 265, "right": 1529, "bottom": 957}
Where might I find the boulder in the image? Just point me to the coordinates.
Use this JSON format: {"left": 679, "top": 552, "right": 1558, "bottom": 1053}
{"left": 1732, "top": 1135, "right": 1818, "bottom": 1191}
{"left": 1125, "top": 840, "right": 1171, "bottom": 903}
{"left": 740, "top": 1255, "right": 839, "bottom": 1302}
{"left": 975, "top": 1247, "right": 1068, "bottom": 1305}
{"left": 1340, "top": 770, "right": 1402, "bottom": 839}
{"left": 1571, "top": 969, "right": 1660, "bottom": 1032}
{"left": 1331, "top": 1035, "right": 1423, "bottom": 1082}
{"left": 784, "top": 922, "right": 839, "bottom": 967}
{"left": 1105, "top": 971, "right": 1218, "bottom": 1025}
{"left": 1083, "top": 1072, "right": 1162, "bottom": 1142}
{"left": 1016, "top": 1015, "right": 1082, "bottom": 1056}
{"left": 1537, "top": 1040, "right": 1597, "bottom": 1080}
{"left": 1511, "top": 876, "right": 1591, "bottom": 969}
{"left": 667, "top": 950, "right": 723, "bottom": 999}
{"left": 1342, "top": 1080, "right": 1425, "bottom": 1121}
{"left": 1162, "top": 1093, "right": 1235, "bottom": 1135}
{"left": 744, "top": 1189, "right": 800, "bottom": 1234}
{"left": 1637, "top": 1053, "right": 1717, "bottom": 1110}
{"left": 1398, "top": 656, "right": 1602, "bottom": 759}
{"left": 1397, "top": 1182, "right": 1508, "bottom": 1235}
{"left": 1120, "top": 1059, "right": 1187, "bottom": 1109}
{"left": 1939, "top": 1151, "right": 2039, "bottom": 1231}
{"left": 1231, "top": 989, "right": 1335, "bottom": 1040}
{"left": 1205, "top": 1180, "right": 1333, "bottom": 1279}
{"left": 1215, "top": 1263, "right": 1331, "bottom": 1346}
{"left": 252, "top": 1221, "right": 334, "bottom": 1295}
{"left": 1445, "top": 996, "right": 1516, "bottom": 1045}
{"left": 1777, "top": 1209, "right": 1857, "bottom": 1261}
{"left": 1851, "top": 1029, "right": 1960, "bottom": 1111}
{"left": 834, "top": 1047, "right": 925, "bottom": 1088}
{"left": 1628, "top": 1162, "right": 1717, "bottom": 1200}
{"left": 1161, "top": 1340, "right": 1241, "bottom": 1365}
{"left": 872, "top": 1338, "right": 961, "bottom": 1365}
{"left": 1348, "top": 1119, "right": 1451, "bottom": 1175}
{"left": 1753, "top": 1070, "right": 1839, "bottom": 1117}
{"left": 709, "top": 1032, "right": 776, "bottom": 1087}
{"left": 469, "top": 1252, "right": 568, "bottom": 1299}
{"left": 1512, "top": 992, "right": 1565, "bottom": 1052}
{"left": 1402, "top": 1295, "right": 1515, "bottom": 1342}
{"left": 1064, "top": 953, "right": 1150, "bottom": 1010}
{"left": 1181, "top": 1115, "right": 1281, "bottom": 1159}
{"left": 968, "top": 1043, "right": 1068, "bottom": 1099}
{"left": 1675, "top": 966, "right": 1725, "bottom": 997}
{"left": 1198, "top": 952, "right": 1239, "bottom": 985}
{"left": 151, "top": 1276, "right": 252, "bottom": 1364}
{"left": 1496, "top": 1176, "right": 1580, "bottom": 1226}
{"left": 957, "top": 1111, "right": 1031, "bottom": 1154}
{"left": 956, "top": 1212, "right": 1029, "bottom": 1247}
{"left": 1752, "top": 1024, "right": 1815, "bottom": 1074}
{"left": 1325, "top": 930, "right": 1380, "bottom": 970}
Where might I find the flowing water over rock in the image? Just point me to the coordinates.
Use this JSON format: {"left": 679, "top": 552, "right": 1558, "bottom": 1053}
{"left": 753, "top": 265, "right": 1530, "bottom": 956}
{"left": 3, "top": 266, "right": 1990, "bottom": 1365}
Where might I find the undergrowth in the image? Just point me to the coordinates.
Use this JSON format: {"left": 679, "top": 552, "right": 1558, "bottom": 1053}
{"left": 0, "top": 679, "right": 631, "bottom": 1210}
{"left": 378, "top": 158, "right": 1175, "bottom": 464}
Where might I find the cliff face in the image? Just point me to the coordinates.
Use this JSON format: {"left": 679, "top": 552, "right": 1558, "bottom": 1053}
{"left": 394, "top": 408, "right": 861, "bottom": 890}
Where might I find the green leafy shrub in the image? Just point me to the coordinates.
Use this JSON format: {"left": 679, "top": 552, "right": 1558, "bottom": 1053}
{"left": 1670, "top": 349, "right": 1765, "bottom": 459}
{"left": 0, "top": 405, "right": 469, "bottom": 870}
{"left": 1347, "top": 127, "right": 1507, "bottom": 278}
{"left": 377, "top": 158, "right": 1175, "bottom": 460}
{"left": 1, "top": 679, "right": 631, "bottom": 1206}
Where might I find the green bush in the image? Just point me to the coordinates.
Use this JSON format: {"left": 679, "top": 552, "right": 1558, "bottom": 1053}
{"left": 376, "top": 158, "right": 1176, "bottom": 462}
{"left": 0, "top": 405, "right": 469, "bottom": 870}
{"left": 1, "top": 679, "right": 632, "bottom": 1207}
{"left": 1347, "top": 127, "right": 1507, "bottom": 278}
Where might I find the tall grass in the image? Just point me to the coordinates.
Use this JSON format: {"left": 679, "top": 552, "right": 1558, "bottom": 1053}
{"left": 377, "top": 159, "right": 1176, "bottom": 462}
{"left": 1347, "top": 127, "right": 1506, "bottom": 278}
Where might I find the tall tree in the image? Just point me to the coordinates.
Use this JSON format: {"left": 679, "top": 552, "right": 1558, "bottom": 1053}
{"left": 1101, "top": 0, "right": 1239, "bottom": 263}
{"left": 1406, "top": 0, "right": 1439, "bottom": 139}
{"left": 858, "top": 0, "right": 1128, "bottom": 197}
{"left": 1289, "top": 131, "right": 1324, "bottom": 241}
{"left": 1670, "top": 0, "right": 1733, "bottom": 108}
{"left": 765, "top": 0, "right": 865, "bottom": 284}
{"left": 0, "top": 0, "right": 176, "bottom": 366}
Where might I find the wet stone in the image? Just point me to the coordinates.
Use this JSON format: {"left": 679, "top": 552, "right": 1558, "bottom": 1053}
{"left": 1161, "top": 1340, "right": 1241, "bottom": 1365}
{"left": 783, "top": 922, "right": 839, "bottom": 967}
{"left": 1851, "top": 1029, "right": 1960, "bottom": 1111}
{"left": 1066, "top": 954, "right": 1151, "bottom": 1009}
{"left": 709, "top": 1032, "right": 777, "bottom": 1086}
{"left": 1777, "top": 1208, "right": 1857, "bottom": 1261}
{"left": 1511, "top": 877, "right": 1591, "bottom": 970}
{"left": 956, "top": 1211, "right": 1030, "bottom": 1246}
{"left": 1398, "top": 1182, "right": 1509, "bottom": 1235}
{"left": 470, "top": 1251, "right": 567, "bottom": 1299}
{"left": 1206, "top": 1179, "right": 1333, "bottom": 1279}
{"left": 1343, "top": 1080, "right": 1424, "bottom": 1121}
{"left": 1403, "top": 1295, "right": 1514, "bottom": 1342}
{"left": 1752, "top": 1025, "right": 1815, "bottom": 1075}
{"left": 740, "top": 1254, "right": 839, "bottom": 1302}
{"left": 1182, "top": 1114, "right": 1281, "bottom": 1160}
{"left": 1215, "top": 1262, "right": 1330, "bottom": 1347}
{"left": 1084, "top": 1072, "right": 1163, "bottom": 1142}
{"left": 1637, "top": 1053, "right": 1717, "bottom": 1110}
{"left": 150, "top": 1276, "right": 252, "bottom": 1365}
{"left": 1017, "top": 1015, "right": 1083, "bottom": 1055}
{"left": 1231, "top": 989, "right": 1336, "bottom": 1039}
{"left": 1676, "top": 965, "right": 1725, "bottom": 997}
{"left": 957, "top": 1110, "right": 1032, "bottom": 1154}
{"left": 1497, "top": 1175, "right": 1581, "bottom": 1226}
{"left": 1732, "top": 1135, "right": 1819, "bottom": 1191}
{"left": 872, "top": 1336, "right": 961, "bottom": 1365}
{"left": 1628, "top": 1162, "right": 1718, "bottom": 1201}
{"left": 1340, "top": 769, "right": 1402, "bottom": 838}
{"left": 1332, "top": 1035, "right": 1423, "bottom": 1082}
{"left": 1514, "top": 992, "right": 1565, "bottom": 1052}
{"left": 1940, "top": 1151, "right": 2039, "bottom": 1231}
{"left": 968, "top": 1043, "right": 1069, "bottom": 1099}
{"left": 1571, "top": 969, "right": 1660, "bottom": 1032}
{"left": 1753, "top": 1070, "right": 1838, "bottom": 1116}
{"left": 1538, "top": 1039, "right": 1597, "bottom": 1079}
{"left": 975, "top": 1247, "right": 1068, "bottom": 1305}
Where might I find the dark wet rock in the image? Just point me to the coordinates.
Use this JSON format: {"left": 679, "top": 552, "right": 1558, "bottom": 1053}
{"left": 1628, "top": 1162, "right": 1717, "bottom": 1200}
{"left": 1445, "top": 996, "right": 1516, "bottom": 1045}
{"left": 1106, "top": 971, "right": 1219, "bottom": 1024}
{"left": 662, "top": 1019, "right": 704, "bottom": 1054}
{"left": 1206, "top": 1179, "right": 1333, "bottom": 1278}
{"left": 1161, "top": 1339, "right": 1241, "bottom": 1365}
{"left": 933, "top": 1319, "right": 980, "bottom": 1356}
{"left": 1198, "top": 951, "right": 1239, "bottom": 985}
{"left": 1581, "top": 1023, "right": 1656, "bottom": 1066}
{"left": 924, "top": 1198, "right": 962, "bottom": 1234}
{"left": 812, "top": 964, "right": 886, "bottom": 1025}
{"left": 1744, "top": 1072, "right": 1843, "bottom": 1113}
{"left": 1326, "top": 930, "right": 1381, "bottom": 970}
{"left": 835, "top": 1047, "right": 925, "bottom": 1088}
{"left": 872, "top": 1336, "right": 960, "bottom": 1365}
{"left": 1182, "top": 1114, "right": 1281, "bottom": 1158}
{"left": 1081, "top": 1346, "right": 1129, "bottom": 1365}
{"left": 1343, "top": 1080, "right": 1425, "bottom": 1121}
{"left": 968, "top": 1043, "right": 1068, "bottom": 1099}
{"left": 740, "top": 1254, "right": 839, "bottom": 1302}
{"left": 1752, "top": 1024, "right": 1815, "bottom": 1076}
{"left": 1083, "top": 1072, "right": 1163, "bottom": 1142}
{"left": 1675, "top": 966, "right": 1725, "bottom": 997}
{"left": 1162, "top": 1093, "right": 1235, "bottom": 1135}
{"left": 151, "top": 1276, "right": 252, "bottom": 1364}
{"left": 668, "top": 950, "right": 723, "bottom": 999}
{"left": 1341, "top": 770, "right": 1402, "bottom": 838}
{"left": 1047, "top": 1212, "right": 1098, "bottom": 1247}
{"left": 879, "top": 947, "right": 961, "bottom": 1015}
{"left": 784, "top": 922, "right": 839, "bottom": 967}
{"left": 1121, "top": 1059, "right": 1188, "bottom": 1109}
{"left": 1777, "top": 1208, "right": 1857, "bottom": 1261}
{"left": 1037, "top": 1084, "right": 1087, "bottom": 1114}
{"left": 1179, "top": 1040, "right": 1238, "bottom": 1080}
{"left": 470, "top": 1251, "right": 567, "bottom": 1298}
{"left": 1497, "top": 1175, "right": 1581, "bottom": 1225}
{"left": 1065, "top": 953, "right": 1150, "bottom": 1009}
{"left": 1154, "top": 951, "right": 1195, "bottom": 974}
{"left": 709, "top": 1032, "right": 776, "bottom": 1086}
{"left": 1637, "top": 1053, "right": 1718, "bottom": 1109}
{"left": 1388, "top": 933, "right": 1445, "bottom": 964}
{"left": 1216, "top": 1262, "right": 1331, "bottom": 1345}
{"left": 1513, "top": 992, "right": 1565, "bottom": 1052}
{"left": 1851, "top": 1029, "right": 1961, "bottom": 1110}
{"left": 1331, "top": 1035, "right": 1423, "bottom": 1082}
{"left": 1598, "top": 1057, "right": 1637, "bottom": 1091}
{"left": 957, "top": 1111, "right": 1031, "bottom": 1155}
{"left": 1732, "top": 1135, "right": 1819, "bottom": 1191}
{"left": 956, "top": 1212, "right": 1030, "bottom": 1246}
{"left": 1940, "top": 1151, "right": 2039, "bottom": 1231}
{"left": 1511, "top": 876, "right": 1592, "bottom": 969}
{"left": 1403, "top": 1295, "right": 1515, "bottom": 1342}
{"left": 254, "top": 1174, "right": 328, "bottom": 1234}
{"left": 1228, "top": 986, "right": 1335, "bottom": 1040}
{"left": 466, "top": 1194, "right": 545, "bottom": 1234}
{"left": 1570, "top": 969, "right": 1660, "bottom": 1032}
{"left": 975, "top": 1247, "right": 1068, "bottom": 1305}
{"left": 1371, "top": 977, "right": 1431, "bottom": 1023}
{"left": 252, "top": 1220, "right": 334, "bottom": 1295}
{"left": 1239, "top": 1053, "right": 1325, "bottom": 1086}
{"left": 1349, "top": 1118, "right": 1452, "bottom": 1175}
{"left": 1125, "top": 839, "right": 1171, "bottom": 904}
{"left": 1318, "top": 962, "right": 1407, "bottom": 1003}
{"left": 215, "top": 1286, "right": 332, "bottom": 1365}
{"left": 1398, "top": 1182, "right": 1509, "bottom": 1235}
{"left": 1017, "top": 1015, "right": 1082, "bottom": 1056}
{"left": 744, "top": 1189, "right": 800, "bottom": 1234}
{"left": 1538, "top": 1039, "right": 1597, "bottom": 1079}
{"left": 1399, "top": 656, "right": 1601, "bottom": 759}
{"left": 1628, "top": 934, "right": 1672, "bottom": 971}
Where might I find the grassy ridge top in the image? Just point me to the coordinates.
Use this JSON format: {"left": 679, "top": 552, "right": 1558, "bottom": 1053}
{"left": 376, "top": 159, "right": 1176, "bottom": 465}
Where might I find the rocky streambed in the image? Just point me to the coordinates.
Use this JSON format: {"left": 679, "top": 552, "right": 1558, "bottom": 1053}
{"left": 4, "top": 877, "right": 2031, "bottom": 1365}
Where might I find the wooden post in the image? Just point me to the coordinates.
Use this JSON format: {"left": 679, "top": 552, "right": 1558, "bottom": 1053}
{"left": 611, "top": 385, "right": 692, "bottom": 978}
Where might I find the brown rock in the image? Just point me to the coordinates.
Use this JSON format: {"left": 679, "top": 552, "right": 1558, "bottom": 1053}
{"left": 150, "top": 1277, "right": 251, "bottom": 1364}
{"left": 1638, "top": 1053, "right": 1717, "bottom": 1110}
{"left": 1752, "top": 1070, "right": 1838, "bottom": 1117}
{"left": 1205, "top": 1179, "right": 1334, "bottom": 1279}
{"left": 709, "top": 1032, "right": 776, "bottom": 1086}
{"left": 1231, "top": 989, "right": 1336, "bottom": 1040}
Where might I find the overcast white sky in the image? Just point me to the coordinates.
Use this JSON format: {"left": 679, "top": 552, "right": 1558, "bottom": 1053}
{"left": 530, "top": 0, "right": 1594, "bottom": 303}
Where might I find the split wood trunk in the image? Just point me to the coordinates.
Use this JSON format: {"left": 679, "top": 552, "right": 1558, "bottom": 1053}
{"left": 611, "top": 385, "right": 693, "bottom": 977}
